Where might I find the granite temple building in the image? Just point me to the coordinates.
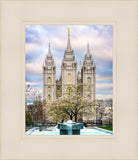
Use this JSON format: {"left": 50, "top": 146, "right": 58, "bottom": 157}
{"left": 43, "top": 29, "right": 96, "bottom": 102}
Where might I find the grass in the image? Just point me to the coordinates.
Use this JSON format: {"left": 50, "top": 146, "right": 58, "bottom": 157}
{"left": 98, "top": 126, "right": 113, "bottom": 131}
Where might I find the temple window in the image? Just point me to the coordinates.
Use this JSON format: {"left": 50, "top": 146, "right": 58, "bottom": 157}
{"left": 67, "top": 73, "right": 71, "bottom": 84}
{"left": 48, "top": 86, "right": 51, "bottom": 93}
{"left": 87, "top": 77, "right": 91, "bottom": 85}
{"left": 48, "top": 95, "right": 51, "bottom": 101}
{"left": 48, "top": 77, "right": 51, "bottom": 84}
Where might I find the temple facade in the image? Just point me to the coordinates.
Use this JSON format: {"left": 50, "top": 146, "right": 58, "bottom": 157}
{"left": 43, "top": 29, "right": 96, "bottom": 102}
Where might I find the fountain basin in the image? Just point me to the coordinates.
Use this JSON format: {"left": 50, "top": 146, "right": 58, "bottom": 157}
{"left": 58, "top": 120, "right": 83, "bottom": 135}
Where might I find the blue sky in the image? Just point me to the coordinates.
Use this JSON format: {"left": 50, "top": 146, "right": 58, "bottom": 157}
{"left": 25, "top": 25, "right": 113, "bottom": 100}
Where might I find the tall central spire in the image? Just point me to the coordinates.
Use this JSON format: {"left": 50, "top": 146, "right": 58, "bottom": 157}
{"left": 86, "top": 43, "right": 90, "bottom": 56}
{"left": 48, "top": 42, "right": 52, "bottom": 57}
{"left": 66, "top": 28, "right": 72, "bottom": 52}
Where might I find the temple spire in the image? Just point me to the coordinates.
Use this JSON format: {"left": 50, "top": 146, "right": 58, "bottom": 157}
{"left": 48, "top": 42, "right": 52, "bottom": 56}
{"left": 66, "top": 28, "right": 72, "bottom": 51}
{"left": 79, "top": 61, "right": 81, "bottom": 72}
{"left": 86, "top": 42, "right": 90, "bottom": 56}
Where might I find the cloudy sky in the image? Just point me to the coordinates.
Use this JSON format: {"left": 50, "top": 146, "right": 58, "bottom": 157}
{"left": 25, "top": 25, "right": 113, "bottom": 101}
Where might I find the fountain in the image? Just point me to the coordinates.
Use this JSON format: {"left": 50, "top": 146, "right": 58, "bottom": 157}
{"left": 26, "top": 120, "right": 113, "bottom": 135}
{"left": 58, "top": 120, "right": 83, "bottom": 135}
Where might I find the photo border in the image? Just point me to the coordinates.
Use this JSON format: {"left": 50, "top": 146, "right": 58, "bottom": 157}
{"left": 0, "top": 0, "right": 137, "bottom": 160}
{"left": 22, "top": 21, "right": 116, "bottom": 139}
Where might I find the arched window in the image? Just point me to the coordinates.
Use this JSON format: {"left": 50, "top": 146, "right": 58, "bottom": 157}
{"left": 48, "top": 77, "right": 51, "bottom": 84}
{"left": 48, "top": 86, "right": 51, "bottom": 93}
{"left": 67, "top": 73, "right": 71, "bottom": 84}
{"left": 87, "top": 77, "right": 91, "bottom": 85}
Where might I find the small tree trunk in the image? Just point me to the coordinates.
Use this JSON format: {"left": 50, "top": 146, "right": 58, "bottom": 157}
{"left": 75, "top": 114, "right": 77, "bottom": 122}
{"left": 70, "top": 115, "right": 73, "bottom": 120}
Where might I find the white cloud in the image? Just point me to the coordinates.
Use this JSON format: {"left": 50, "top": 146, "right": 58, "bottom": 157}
{"left": 26, "top": 43, "right": 40, "bottom": 54}
{"left": 26, "top": 61, "right": 43, "bottom": 75}
{"left": 93, "top": 48, "right": 113, "bottom": 61}
{"left": 96, "top": 75, "right": 112, "bottom": 82}
{"left": 96, "top": 83, "right": 112, "bottom": 90}
{"left": 51, "top": 38, "right": 66, "bottom": 50}
{"left": 25, "top": 82, "right": 40, "bottom": 86}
